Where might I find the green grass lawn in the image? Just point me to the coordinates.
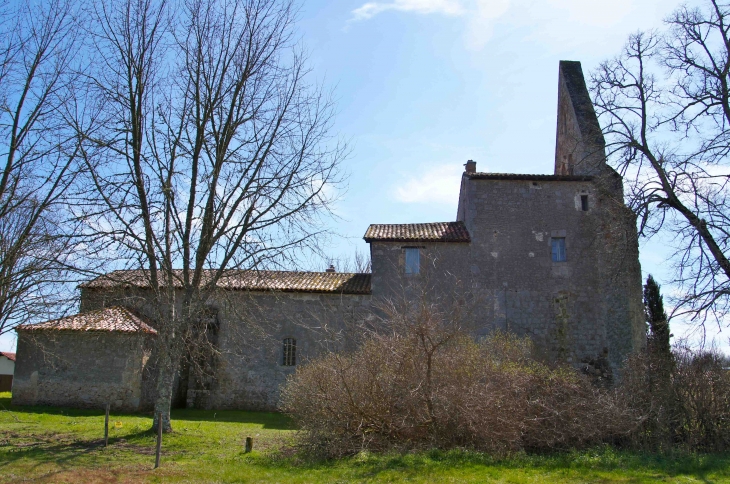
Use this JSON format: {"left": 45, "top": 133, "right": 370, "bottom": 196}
{"left": 1, "top": 391, "right": 729, "bottom": 483}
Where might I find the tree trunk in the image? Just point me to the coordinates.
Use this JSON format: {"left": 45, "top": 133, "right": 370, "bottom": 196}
{"left": 152, "top": 349, "right": 177, "bottom": 433}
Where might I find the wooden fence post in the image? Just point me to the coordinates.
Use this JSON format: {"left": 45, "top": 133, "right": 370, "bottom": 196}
{"left": 245, "top": 437, "right": 253, "bottom": 453}
{"left": 154, "top": 412, "right": 162, "bottom": 469}
{"left": 104, "top": 403, "right": 110, "bottom": 447}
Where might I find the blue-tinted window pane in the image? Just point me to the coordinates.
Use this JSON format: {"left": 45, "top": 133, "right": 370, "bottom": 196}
{"left": 551, "top": 238, "right": 566, "bottom": 262}
{"left": 405, "top": 248, "right": 420, "bottom": 274}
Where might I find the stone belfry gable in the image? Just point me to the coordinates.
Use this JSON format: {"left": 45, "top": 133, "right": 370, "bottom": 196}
{"left": 554, "top": 60, "right": 607, "bottom": 177}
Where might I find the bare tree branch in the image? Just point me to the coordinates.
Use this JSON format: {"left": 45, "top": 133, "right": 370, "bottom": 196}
{"left": 0, "top": 0, "right": 85, "bottom": 335}
{"left": 79, "top": 0, "right": 347, "bottom": 431}
{"left": 592, "top": 1, "right": 730, "bottom": 326}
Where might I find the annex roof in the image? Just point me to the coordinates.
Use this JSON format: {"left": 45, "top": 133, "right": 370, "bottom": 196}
{"left": 16, "top": 306, "right": 157, "bottom": 334}
{"left": 0, "top": 352, "right": 15, "bottom": 362}
{"left": 81, "top": 270, "right": 371, "bottom": 295}
{"left": 364, "top": 221, "right": 471, "bottom": 243}
{"left": 465, "top": 172, "right": 593, "bottom": 182}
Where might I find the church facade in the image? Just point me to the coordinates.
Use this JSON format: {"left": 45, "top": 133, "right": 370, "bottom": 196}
{"left": 11, "top": 61, "right": 645, "bottom": 412}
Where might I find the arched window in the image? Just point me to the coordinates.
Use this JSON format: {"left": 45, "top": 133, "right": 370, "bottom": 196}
{"left": 282, "top": 338, "right": 296, "bottom": 366}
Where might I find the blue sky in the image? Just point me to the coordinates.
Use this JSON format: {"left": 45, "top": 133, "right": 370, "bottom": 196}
{"left": 3, "top": 0, "right": 725, "bottom": 353}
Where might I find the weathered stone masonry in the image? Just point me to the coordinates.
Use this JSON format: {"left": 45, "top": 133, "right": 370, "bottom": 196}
{"left": 13, "top": 307, "right": 156, "bottom": 411}
{"left": 12, "top": 60, "right": 645, "bottom": 411}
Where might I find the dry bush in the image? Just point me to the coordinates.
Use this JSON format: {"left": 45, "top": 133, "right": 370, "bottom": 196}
{"left": 619, "top": 345, "right": 730, "bottom": 452}
{"left": 280, "top": 300, "right": 636, "bottom": 457}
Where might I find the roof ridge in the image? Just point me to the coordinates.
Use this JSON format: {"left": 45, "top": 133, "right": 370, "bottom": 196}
{"left": 466, "top": 172, "right": 593, "bottom": 181}
{"left": 80, "top": 270, "right": 372, "bottom": 294}
{"left": 89, "top": 268, "right": 370, "bottom": 276}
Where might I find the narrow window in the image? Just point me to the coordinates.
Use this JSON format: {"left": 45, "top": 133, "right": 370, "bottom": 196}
{"left": 404, "top": 247, "right": 420, "bottom": 274}
{"left": 581, "top": 195, "right": 589, "bottom": 211}
{"left": 551, "top": 238, "right": 566, "bottom": 262}
{"left": 282, "top": 338, "right": 296, "bottom": 366}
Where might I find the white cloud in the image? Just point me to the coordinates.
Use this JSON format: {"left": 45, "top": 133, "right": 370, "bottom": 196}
{"left": 464, "top": 0, "right": 511, "bottom": 50}
{"left": 544, "top": 0, "right": 635, "bottom": 26}
{"left": 350, "top": 0, "right": 670, "bottom": 51}
{"left": 393, "top": 163, "right": 464, "bottom": 204}
{"left": 351, "top": 0, "right": 465, "bottom": 21}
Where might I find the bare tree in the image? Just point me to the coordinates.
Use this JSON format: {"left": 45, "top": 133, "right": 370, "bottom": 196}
{"left": 591, "top": 0, "right": 730, "bottom": 325}
{"left": 79, "top": 0, "right": 346, "bottom": 431}
{"left": 326, "top": 248, "right": 371, "bottom": 274}
{"left": 0, "top": 0, "right": 84, "bottom": 335}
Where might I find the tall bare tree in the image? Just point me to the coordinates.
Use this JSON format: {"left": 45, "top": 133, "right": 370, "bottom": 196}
{"left": 79, "top": 0, "right": 345, "bottom": 431}
{"left": 0, "top": 0, "right": 84, "bottom": 335}
{"left": 591, "top": 0, "right": 730, "bottom": 325}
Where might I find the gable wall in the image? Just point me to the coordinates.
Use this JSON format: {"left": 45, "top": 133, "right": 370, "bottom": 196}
{"left": 554, "top": 61, "right": 606, "bottom": 177}
{"left": 12, "top": 331, "right": 153, "bottom": 411}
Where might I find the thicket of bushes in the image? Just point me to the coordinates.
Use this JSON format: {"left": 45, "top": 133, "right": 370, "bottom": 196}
{"left": 620, "top": 348, "right": 730, "bottom": 452}
{"left": 281, "top": 302, "right": 730, "bottom": 457}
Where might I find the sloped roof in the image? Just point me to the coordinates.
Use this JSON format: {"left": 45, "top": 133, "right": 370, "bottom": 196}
{"left": 364, "top": 222, "right": 471, "bottom": 243}
{"left": 16, "top": 307, "right": 157, "bottom": 334}
{"left": 0, "top": 352, "right": 15, "bottom": 362}
{"left": 465, "top": 173, "right": 593, "bottom": 181}
{"left": 81, "top": 270, "right": 371, "bottom": 295}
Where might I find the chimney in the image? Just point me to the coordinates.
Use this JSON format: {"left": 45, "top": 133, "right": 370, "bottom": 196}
{"left": 465, "top": 160, "right": 476, "bottom": 173}
{"left": 326, "top": 264, "right": 336, "bottom": 273}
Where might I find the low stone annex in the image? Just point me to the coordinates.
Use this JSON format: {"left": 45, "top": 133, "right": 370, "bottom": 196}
{"left": 11, "top": 61, "right": 645, "bottom": 412}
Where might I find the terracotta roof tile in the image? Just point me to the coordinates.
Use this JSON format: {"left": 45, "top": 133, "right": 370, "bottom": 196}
{"left": 364, "top": 222, "right": 470, "bottom": 243}
{"left": 0, "top": 352, "right": 15, "bottom": 362}
{"left": 16, "top": 307, "right": 157, "bottom": 334}
{"left": 466, "top": 172, "right": 593, "bottom": 181}
{"left": 81, "top": 270, "right": 371, "bottom": 295}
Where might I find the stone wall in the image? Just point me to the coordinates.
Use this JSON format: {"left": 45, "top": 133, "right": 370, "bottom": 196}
{"left": 12, "top": 331, "right": 153, "bottom": 411}
{"left": 81, "top": 286, "right": 160, "bottom": 318}
{"left": 375, "top": 175, "right": 644, "bottom": 372}
{"left": 196, "top": 290, "right": 373, "bottom": 410}
{"left": 80, "top": 285, "right": 374, "bottom": 410}
{"left": 554, "top": 60, "right": 607, "bottom": 178}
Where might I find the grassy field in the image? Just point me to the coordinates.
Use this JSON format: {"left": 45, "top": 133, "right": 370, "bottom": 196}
{"left": 1, "top": 392, "right": 730, "bottom": 483}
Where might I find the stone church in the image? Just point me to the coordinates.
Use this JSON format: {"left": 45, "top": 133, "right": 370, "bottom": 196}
{"left": 11, "top": 61, "right": 645, "bottom": 412}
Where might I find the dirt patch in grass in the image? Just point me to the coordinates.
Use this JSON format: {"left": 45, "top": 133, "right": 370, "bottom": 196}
{"left": 8, "top": 466, "right": 187, "bottom": 484}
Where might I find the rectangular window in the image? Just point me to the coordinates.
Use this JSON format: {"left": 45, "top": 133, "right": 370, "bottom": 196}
{"left": 551, "top": 237, "right": 566, "bottom": 262}
{"left": 404, "top": 247, "right": 420, "bottom": 274}
{"left": 581, "top": 195, "right": 589, "bottom": 211}
{"left": 283, "top": 338, "right": 296, "bottom": 366}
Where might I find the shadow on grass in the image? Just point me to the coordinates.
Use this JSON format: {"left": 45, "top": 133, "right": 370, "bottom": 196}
{"left": 0, "top": 427, "right": 157, "bottom": 469}
{"left": 0, "top": 395, "right": 140, "bottom": 419}
{"left": 1, "top": 394, "right": 293, "bottom": 430}
{"left": 171, "top": 408, "right": 293, "bottom": 429}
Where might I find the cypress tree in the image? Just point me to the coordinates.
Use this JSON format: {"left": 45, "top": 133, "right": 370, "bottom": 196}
{"left": 643, "top": 274, "right": 671, "bottom": 358}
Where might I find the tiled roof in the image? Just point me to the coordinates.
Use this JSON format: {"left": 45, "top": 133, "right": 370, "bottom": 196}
{"left": 81, "top": 270, "right": 371, "bottom": 295}
{"left": 16, "top": 307, "right": 157, "bottom": 334}
{"left": 364, "top": 222, "right": 471, "bottom": 243}
{"left": 0, "top": 352, "right": 15, "bottom": 362}
{"left": 466, "top": 172, "right": 593, "bottom": 181}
